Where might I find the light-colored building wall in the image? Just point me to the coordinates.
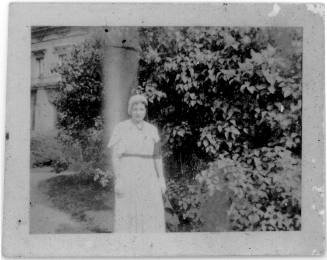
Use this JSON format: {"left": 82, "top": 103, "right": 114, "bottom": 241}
{"left": 31, "top": 27, "right": 92, "bottom": 135}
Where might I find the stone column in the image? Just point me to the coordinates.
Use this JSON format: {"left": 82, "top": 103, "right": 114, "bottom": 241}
{"left": 100, "top": 27, "right": 140, "bottom": 143}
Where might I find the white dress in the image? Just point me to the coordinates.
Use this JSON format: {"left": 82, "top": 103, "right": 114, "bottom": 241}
{"left": 107, "top": 119, "right": 166, "bottom": 233}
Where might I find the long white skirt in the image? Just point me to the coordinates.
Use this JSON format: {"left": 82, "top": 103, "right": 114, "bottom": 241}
{"left": 114, "top": 156, "right": 166, "bottom": 233}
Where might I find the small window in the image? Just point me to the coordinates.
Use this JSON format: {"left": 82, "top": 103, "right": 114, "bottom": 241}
{"left": 36, "top": 57, "right": 45, "bottom": 79}
{"left": 58, "top": 54, "right": 67, "bottom": 65}
{"left": 32, "top": 49, "right": 46, "bottom": 79}
{"left": 31, "top": 89, "right": 37, "bottom": 131}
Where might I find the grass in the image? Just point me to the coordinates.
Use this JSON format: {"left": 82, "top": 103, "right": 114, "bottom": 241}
{"left": 37, "top": 172, "right": 196, "bottom": 233}
{"left": 38, "top": 173, "right": 114, "bottom": 231}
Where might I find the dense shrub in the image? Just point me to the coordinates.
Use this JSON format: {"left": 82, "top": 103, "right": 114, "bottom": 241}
{"left": 52, "top": 39, "right": 103, "bottom": 146}
{"left": 51, "top": 40, "right": 110, "bottom": 179}
{"left": 137, "top": 27, "right": 302, "bottom": 171}
{"left": 166, "top": 174, "right": 234, "bottom": 232}
{"left": 196, "top": 146, "right": 301, "bottom": 231}
{"left": 30, "top": 131, "right": 63, "bottom": 168}
{"left": 79, "top": 163, "right": 114, "bottom": 188}
{"left": 52, "top": 158, "right": 70, "bottom": 173}
{"left": 166, "top": 178, "right": 207, "bottom": 231}
{"left": 56, "top": 117, "right": 105, "bottom": 164}
{"left": 58, "top": 132, "right": 113, "bottom": 187}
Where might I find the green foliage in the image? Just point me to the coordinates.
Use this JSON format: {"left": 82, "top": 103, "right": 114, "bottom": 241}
{"left": 30, "top": 131, "right": 64, "bottom": 168}
{"left": 80, "top": 163, "right": 114, "bottom": 188}
{"left": 196, "top": 147, "right": 301, "bottom": 231}
{"left": 52, "top": 39, "right": 110, "bottom": 180}
{"left": 138, "top": 28, "right": 302, "bottom": 231}
{"left": 55, "top": 113, "right": 106, "bottom": 176}
{"left": 52, "top": 39, "right": 104, "bottom": 146}
{"left": 166, "top": 178, "right": 207, "bottom": 231}
{"left": 138, "top": 27, "right": 302, "bottom": 164}
{"left": 52, "top": 158, "right": 69, "bottom": 173}
{"left": 60, "top": 116, "right": 105, "bottom": 161}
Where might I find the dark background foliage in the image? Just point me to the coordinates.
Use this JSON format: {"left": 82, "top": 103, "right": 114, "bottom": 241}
{"left": 137, "top": 27, "right": 301, "bottom": 173}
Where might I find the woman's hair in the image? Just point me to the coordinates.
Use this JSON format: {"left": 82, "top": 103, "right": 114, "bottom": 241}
{"left": 127, "top": 94, "right": 148, "bottom": 115}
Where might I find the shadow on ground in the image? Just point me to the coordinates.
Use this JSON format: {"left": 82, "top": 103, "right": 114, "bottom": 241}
{"left": 30, "top": 167, "right": 114, "bottom": 233}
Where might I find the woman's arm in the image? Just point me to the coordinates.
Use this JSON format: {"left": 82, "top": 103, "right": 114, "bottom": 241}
{"left": 110, "top": 146, "right": 124, "bottom": 195}
{"left": 153, "top": 141, "right": 167, "bottom": 193}
{"left": 154, "top": 157, "right": 166, "bottom": 193}
{"left": 154, "top": 157, "right": 164, "bottom": 179}
{"left": 111, "top": 148, "right": 121, "bottom": 180}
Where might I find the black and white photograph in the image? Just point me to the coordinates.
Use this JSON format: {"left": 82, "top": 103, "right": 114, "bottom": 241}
{"left": 30, "top": 26, "right": 302, "bottom": 233}
{"left": 2, "top": 3, "right": 324, "bottom": 257}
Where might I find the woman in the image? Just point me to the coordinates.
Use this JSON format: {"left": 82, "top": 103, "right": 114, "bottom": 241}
{"left": 107, "top": 94, "right": 167, "bottom": 233}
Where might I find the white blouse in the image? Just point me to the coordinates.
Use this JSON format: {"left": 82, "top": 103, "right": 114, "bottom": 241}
{"left": 107, "top": 119, "right": 161, "bottom": 157}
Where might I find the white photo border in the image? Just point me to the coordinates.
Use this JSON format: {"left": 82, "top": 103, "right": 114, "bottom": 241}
{"left": 2, "top": 3, "right": 325, "bottom": 257}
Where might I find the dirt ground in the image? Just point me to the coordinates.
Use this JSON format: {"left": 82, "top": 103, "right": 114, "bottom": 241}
{"left": 30, "top": 167, "right": 114, "bottom": 233}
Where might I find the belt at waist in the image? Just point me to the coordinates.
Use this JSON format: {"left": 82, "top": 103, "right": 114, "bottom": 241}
{"left": 121, "top": 153, "right": 155, "bottom": 159}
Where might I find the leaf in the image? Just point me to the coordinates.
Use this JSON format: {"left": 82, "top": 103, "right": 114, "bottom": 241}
{"left": 247, "top": 85, "right": 256, "bottom": 94}
{"left": 240, "top": 84, "right": 248, "bottom": 93}
{"left": 189, "top": 93, "right": 196, "bottom": 100}
{"left": 177, "top": 129, "right": 185, "bottom": 137}
{"left": 189, "top": 67, "right": 194, "bottom": 78}
{"left": 232, "top": 43, "right": 239, "bottom": 50}
{"left": 224, "top": 33, "right": 236, "bottom": 47}
{"left": 227, "top": 109, "right": 234, "bottom": 120}
{"left": 283, "top": 87, "right": 292, "bottom": 98}
{"left": 254, "top": 157, "right": 261, "bottom": 168}
{"left": 262, "top": 70, "right": 276, "bottom": 86}
{"left": 221, "top": 69, "right": 236, "bottom": 81}
{"left": 231, "top": 127, "right": 240, "bottom": 135}
{"left": 208, "top": 69, "right": 215, "bottom": 82}
{"left": 280, "top": 104, "right": 285, "bottom": 112}
{"left": 268, "top": 85, "right": 276, "bottom": 94}
{"left": 250, "top": 49, "right": 265, "bottom": 65}
{"left": 256, "top": 84, "right": 266, "bottom": 91}
{"left": 181, "top": 72, "right": 188, "bottom": 83}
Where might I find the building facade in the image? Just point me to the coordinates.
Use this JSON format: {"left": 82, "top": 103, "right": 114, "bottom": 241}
{"left": 31, "top": 26, "right": 92, "bottom": 135}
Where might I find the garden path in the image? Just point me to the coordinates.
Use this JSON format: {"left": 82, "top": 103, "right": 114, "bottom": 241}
{"left": 30, "top": 167, "right": 114, "bottom": 233}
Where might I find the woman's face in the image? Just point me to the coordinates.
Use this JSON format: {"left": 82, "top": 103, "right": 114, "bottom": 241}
{"left": 131, "top": 102, "right": 146, "bottom": 122}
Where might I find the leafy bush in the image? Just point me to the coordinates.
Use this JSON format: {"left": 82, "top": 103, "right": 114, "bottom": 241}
{"left": 79, "top": 163, "right": 114, "bottom": 188}
{"left": 196, "top": 146, "right": 301, "bottom": 231}
{"left": 56, "top": 117, "right": 106, "bottom": 164}
{"left": 30, "top": 131, "right": 64, "bottom": 168}
{"left": 138, "top": 27, "right": 302, "bottom": 169}
{"left": 52, "top": 157, "right": 69, "bottom": 173}
{"left": 52, "top": 27, "right": 302, "bottom": 173}
{"left": 52, "top": 40, "right": 110, "bottom": 179}
{"left": 166, "top": 178, "right": 207, "bottom": 231}
{"left": 52, "top": 39, "right": 103, "bottom": 146}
